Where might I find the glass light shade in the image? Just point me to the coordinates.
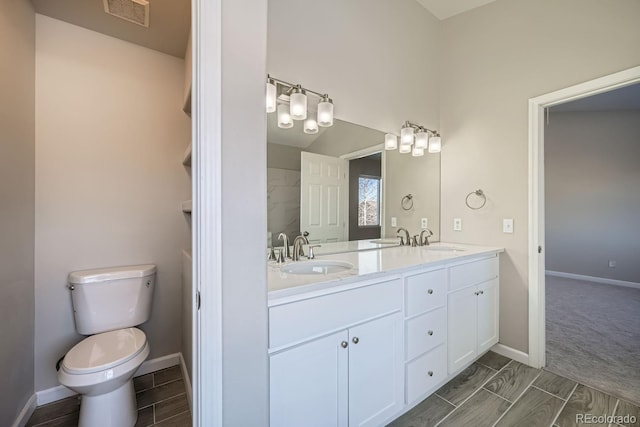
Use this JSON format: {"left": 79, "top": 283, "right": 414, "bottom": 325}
{"left": 384, "top": 133, "right": 398, "bottom": 150}
{"left": 290, "top": 90, "right": 307, "bottom": 120}
{"left": 304, "top": 118, "right": 319, "bottom": 134}
{"left": 401, "top": 126, "right": 414, "bottom": 145}
{"left": 415, "top": 131, "right": 429, "bottom": 149}
{"left": 317, "top": 98, "right": 334, "bottom": 127}
{"left": 266, "top": 80, "right": 277, "bottom": 113}
{"left": 277, "top": 104, "right": 293, "bottom": 129}
{"left": 399, "top": 144, "right": 412, "bottom": 154}
{"left": 428, "top": 135, "right": 442, "bottom": 153}
{"left": 412, "top": 147, "right": 425, "bottom": 157}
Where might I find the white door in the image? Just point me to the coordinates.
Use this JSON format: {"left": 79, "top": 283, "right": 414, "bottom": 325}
{"left": 270, "top": 330, "right": 349, "bottom": 427}
{"left": 300, "top": 152, "right": 348, "bottom": 243}
{"left": 348, "top": 313, "right": 403, "bottom": 427}
{"left": 477, "top": 278, "right": 499, "bottom": 354}
{"left": 447, "top": 287, "right": 478, "bottom": 374}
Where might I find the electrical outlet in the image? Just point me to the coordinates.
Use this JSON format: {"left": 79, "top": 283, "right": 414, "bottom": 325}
{"left": 391, "top": 217, "right": 397, "bottom": 227}
{"left": 503, "top": 219, "right": 514, "bottom": 233}
{"left": 421, "top": 218, "right": 428, "bottom": 229}
{"left": 453, "top": 218, "right": 462, "bottom": 231}
{"left": 608, "top": 260, "right": 616, "bottom": 268}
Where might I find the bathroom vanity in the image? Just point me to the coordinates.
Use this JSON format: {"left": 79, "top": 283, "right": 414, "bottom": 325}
{"left": 268, "top": 243, "right": 502, "bottom": 427}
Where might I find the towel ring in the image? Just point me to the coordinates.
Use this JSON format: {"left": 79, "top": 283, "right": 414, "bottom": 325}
{"left": 465, "top": 189, "right": 487, "bottom": 210}
{"left": 401, "top": 194, "right": 414, "bottom": 211}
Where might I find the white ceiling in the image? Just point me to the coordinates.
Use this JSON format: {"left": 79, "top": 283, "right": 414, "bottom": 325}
{"left": 551, "top": 83, "right": 640, "bottom": 112}
{"left": 33, "top": 0, "right": 190, "bottom": 58}
{"left": 415, "top": 0, "right": 498, "bottom": 20}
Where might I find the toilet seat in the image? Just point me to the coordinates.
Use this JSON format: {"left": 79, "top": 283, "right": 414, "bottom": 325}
{"left": 62, "top": 328, "right": 147, "bottom": 375}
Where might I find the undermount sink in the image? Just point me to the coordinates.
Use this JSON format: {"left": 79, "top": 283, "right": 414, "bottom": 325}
{"left": 280, "top": 260, "right": 354, "bottom": 275}
{"left": 369, "top": 238, "right": 400, "bottom": 245}
{"left": 426, "top": 246, "right": 465, "bottom": 252}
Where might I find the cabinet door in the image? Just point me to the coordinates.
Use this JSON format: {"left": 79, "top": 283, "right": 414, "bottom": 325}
{"left": 270, "top": 330, "right": 349, "bottom": 427}
{"left": 477, "top": 278, "right": 499, "bottom": 353}
{"left": 447, "top": 286, "right": 478, "bottom": 374}
{"left": 348, "top": 312, "right": 403, "bottom": 427}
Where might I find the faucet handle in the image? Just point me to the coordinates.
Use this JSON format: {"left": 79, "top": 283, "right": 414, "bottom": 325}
{"left": 268, "top": 247, "right": 277, "bottom": 261}
{"left": 411, "top": 236, "right": 419, "bottom": 247}
{"left": 308, "top": 245, "right": 321, "bottom": 260}
{"left": 398, "top": 236, "right": 405, "bottom": 246}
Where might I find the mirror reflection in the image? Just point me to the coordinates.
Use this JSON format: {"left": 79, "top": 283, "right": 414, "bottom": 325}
{"left": 267, "top": 114, "right": 440, "bottom": 249}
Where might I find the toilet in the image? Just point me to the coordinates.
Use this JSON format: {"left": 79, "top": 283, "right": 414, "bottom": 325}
{"left": 58, "top": 264, "right": 156, "bottom": 427}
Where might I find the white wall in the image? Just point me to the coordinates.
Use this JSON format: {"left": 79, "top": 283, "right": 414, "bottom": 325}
{"left": 545, "top": 110, "right": 640, "bottom": 283}
{"left": 0, "top": 0, "right": 35, "bottom": 424}
{"left": 439, "top": 0, "right": 640, "bottom": 352}
{"left": 35, "top": 15, "right": 191, "bottom": 391}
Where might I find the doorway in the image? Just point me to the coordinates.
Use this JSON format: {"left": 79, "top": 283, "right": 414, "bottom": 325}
{"left": 348, "top": 153, "right": 382, "bottom": 241}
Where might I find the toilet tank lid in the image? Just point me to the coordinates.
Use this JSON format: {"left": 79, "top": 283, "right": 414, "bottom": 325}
{"left": 69, "top": 264, "right": 156, "bottom": 284}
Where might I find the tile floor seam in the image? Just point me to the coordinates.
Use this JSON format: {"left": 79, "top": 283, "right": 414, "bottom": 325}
{"left": 481, "top": 386, "right": 513, "bottom": 404}
{"left": 549, "top": 382, "right": 579, "bottom": 427}
{"left": 30, "top": 411, "right": 78, "bottom": 427}
{"left": 609, "top": 399, "right": 620, "bottom": 427}
{"left": 551, "top": 369, "right": 640, "bottom": 407}
{"left": 434, "top": 393, "right": 457, "bottom": 408}
{"left": 490, "top": 370, "right": 543, "bottom": 427}
{"left": 531, "top": 384, "right": 569, "bottom": 402}
{"left": 142, "top": 391, "right": 187, "bottom": 412}
{"left": 152, "top": 377, "right": 183, "bottom": 388}
{"left": 475, "top": 361, "right": 499, "bottom": 372}
{"left": 155, "top": 409, "right": 190, "bottom": 425}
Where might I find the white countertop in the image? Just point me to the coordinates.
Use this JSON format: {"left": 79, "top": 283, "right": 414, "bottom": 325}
{"left": 268, "top": 242, "right": 504, "bottom": 305}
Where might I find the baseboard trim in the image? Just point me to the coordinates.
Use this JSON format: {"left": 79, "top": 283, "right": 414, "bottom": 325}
{"left": 491, "top": 343, "right": 530, "bottom": 366}
{"left": 179, "top": 353, "right": 193, "bottom": 412}
{"left": 11, "top": 394, "right": 37, "bottom": 427}
{"left": 36, "top": 352, "right": 182, "bottom": 406}
{"left": 546, "top": 270, "right": 640, "bottom": 290}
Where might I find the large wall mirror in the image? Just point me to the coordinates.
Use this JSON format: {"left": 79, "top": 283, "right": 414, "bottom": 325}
{"left": 267, "top": 114, "right": 440, "bottom": 249}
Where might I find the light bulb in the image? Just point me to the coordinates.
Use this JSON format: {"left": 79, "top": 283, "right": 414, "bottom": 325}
{"left": 277, "top": 104, "right": 293, "bottom": 129}
{"left": 304, "top": 118, "right": 318, "bottom": 134}
{"left": 399, "top": 144, "right": 411, "bottom": 154}
{"left": 401, "top": 125, "right": 414, "bottom": 145}
{"left": 415, "top": 130, "right": 428, "bottom": 149}
{"left": 290, "top": 87, "right": 307, "bottom": 120}
{"left": 317, "top": 95, "right": 334, "bottom": 127}
{"left": 428, "top": 135, "right": 441, "bottom": 153}
{"left": 384, "top": 134, "right": 398, "bottom": 150}
{"left": 266, "top": 79, "right": 277, "bottom": 113}
{"left": 412, "top": 147, "right": 425, "bottom": 157}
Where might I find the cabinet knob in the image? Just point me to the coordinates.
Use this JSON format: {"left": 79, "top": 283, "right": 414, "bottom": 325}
{"left": 479, "top": 290, "right": 484, "bottom": 295}
{"left": 427, "top": 330, "right": 434, "bottom": 336}
{"left": 352, "top": 337, "right": 359, "bottom": 344}
{"left": 474, "top": 291, "right": 479, "bottom": 296}
{"left": 427, "top": 371, "right": 434, "bottom": 377}
{"left": 341, "top": 341, "right": 348, "bottom": 348}
{"left": 427, "top": 289, "right": 434, "bottom": 295}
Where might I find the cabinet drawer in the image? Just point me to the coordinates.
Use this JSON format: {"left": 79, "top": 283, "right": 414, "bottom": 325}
{"left": 406, "top": 345, "right": 447, "bottom": 404}
{"left": 406, "top": 307, "right": 446, "bottom": 361}
{"left": 405, "top": 269, "right": 447, "bottom": 317}
{"left": 269, "top": 279, "right": 402, "bottom": 349}
{"left": 449, "top": 256, "right": 498, "bottom": 292}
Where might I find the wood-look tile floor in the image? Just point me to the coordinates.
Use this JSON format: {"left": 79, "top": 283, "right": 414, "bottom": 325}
{"left": 389, "top": 351, "right": 640, "bottom": 427}
{"left": 26, "top": 366, "right": 191, "bottom": 427}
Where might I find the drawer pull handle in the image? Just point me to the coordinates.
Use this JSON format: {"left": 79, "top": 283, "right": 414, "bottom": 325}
{"left": 427, "top": 289, "right": 434, "bottom": 294}
{"left": 427, "top": 330, "right": 434, "bottom": 336}
{"left": 352, "top": 337, "right": 359, "bottom": 344}
{"left": 341, "top": 341, "right": 348, "bottom": 348}
{"left": 427, "top": 371, "right": 434, "bottom": 377}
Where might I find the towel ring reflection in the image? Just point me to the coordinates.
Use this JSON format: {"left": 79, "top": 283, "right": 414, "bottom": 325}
{"left": 465, "top": 189, "right": 487, "bottom": 210}
{"left": 401, "top": 194, "right": 414, "bottom": 211}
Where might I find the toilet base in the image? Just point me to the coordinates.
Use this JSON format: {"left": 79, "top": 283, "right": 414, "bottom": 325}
{"left": 79, "top": 380, "right": 137, "bottom": 427}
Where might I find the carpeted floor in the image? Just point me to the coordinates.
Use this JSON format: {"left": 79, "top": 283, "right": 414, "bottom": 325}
{"left": 546, "top": 274, "right": 640, "bottom": 404}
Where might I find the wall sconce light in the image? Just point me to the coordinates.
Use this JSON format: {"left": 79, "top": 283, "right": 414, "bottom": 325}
{"left": 386, "top": 121, "right": 442, "bottom": 155}
{"left": 266, "top": 74, "right": 334, "bottom": 130}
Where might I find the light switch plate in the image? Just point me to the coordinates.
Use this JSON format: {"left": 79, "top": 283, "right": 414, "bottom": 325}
{"left": 609, "top": 260, "right": 616, "bottom": 268}
{"left": 391, "top": 217, "right": 397, "bottom": 227}
{"left": 503, "top": 219, "right": 514, "bottom": 233}
{"left": 421, "top": 218, "right": 428, "bottom": 229}
{"left": 453, "top": 218, "right": 462, "bottom": 231}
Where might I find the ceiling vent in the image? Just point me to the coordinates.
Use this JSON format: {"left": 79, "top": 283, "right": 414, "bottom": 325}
{"left": 103, "top": 0, "right": 150, "bottom": 27}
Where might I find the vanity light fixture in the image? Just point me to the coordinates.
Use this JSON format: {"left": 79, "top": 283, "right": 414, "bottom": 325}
{"left": 266, "top": 74, "right": 334, "bottom": 130}
{"left": 386, "top": 121, "right": 442, "bottom": 155}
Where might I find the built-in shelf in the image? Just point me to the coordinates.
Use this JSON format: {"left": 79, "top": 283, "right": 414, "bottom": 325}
{"left": 182, "top": 200, "right": 192, "bottom": 213}
{"left": 183, "top": 142, "right": 192, "bottom": 166}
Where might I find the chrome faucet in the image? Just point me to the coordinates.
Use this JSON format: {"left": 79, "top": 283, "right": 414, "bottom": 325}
{"left": 397, "top": 228, "right": 411, "bottom": 246}
{"left": 308, "top": 245, "right": 321, "bottom": 260}
{"left": 278, "top": 233, "right": 291, "bottom": 259}
{"left": 292, "top": 235, "right": 309, "bottom": 261}
{"left": 420, "top": 229, "right": 434, "bottom": 246}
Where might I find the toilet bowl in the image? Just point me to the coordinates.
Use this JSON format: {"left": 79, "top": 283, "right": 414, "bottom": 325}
{"left": 58, "top": 328, "right": 149, "bottom": 427}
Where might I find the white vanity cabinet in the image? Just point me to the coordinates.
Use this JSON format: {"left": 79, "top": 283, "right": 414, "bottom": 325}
{"left": 269, "top": 278, "right": 404, "bottom": 427}
{"left": 447, "top": 255, "right": 500, "bottom": 374}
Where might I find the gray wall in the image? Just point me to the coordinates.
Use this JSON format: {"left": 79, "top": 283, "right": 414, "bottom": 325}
{"left": 545, "top": 110, "right": 640, "bottom": 283}
{"left": 0, "top": 0, "right": 36, "bottom": 424}
{"left": 439, "top": 0, "right": 640, "bottom": 353}
{"left": 267, "top": 143, "right": 302, "bottom": 170}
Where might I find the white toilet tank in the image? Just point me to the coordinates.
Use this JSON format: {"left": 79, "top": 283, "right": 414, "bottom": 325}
{"left": 68, "top": 264, "right": 156, "bottom": 335}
